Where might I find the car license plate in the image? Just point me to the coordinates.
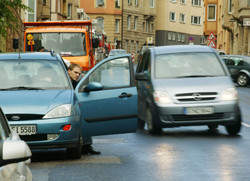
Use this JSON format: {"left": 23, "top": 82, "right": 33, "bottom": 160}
{"left": 184, "top": 107, "right": 214, "bottom": 115}
{"left": 11, "top": 125, "right": 37, "bottom": 135}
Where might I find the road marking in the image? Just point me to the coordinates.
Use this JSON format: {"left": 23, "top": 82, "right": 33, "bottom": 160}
{"left": 242, "top": 122, "right": 250, "bottom": 127}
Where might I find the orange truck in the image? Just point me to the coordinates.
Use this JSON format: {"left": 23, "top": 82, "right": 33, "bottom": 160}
{"left": 23, "top": 20, "right": 99, "bottom": 71}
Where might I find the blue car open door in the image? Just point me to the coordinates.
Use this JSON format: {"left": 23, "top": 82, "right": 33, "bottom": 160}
{"left": 75, "top": 55, "right": 137, "bottom": 137}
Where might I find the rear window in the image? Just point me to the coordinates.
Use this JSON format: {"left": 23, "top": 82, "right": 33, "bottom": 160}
{"left": 154, "top": 52, "right": 226, "bottom": 79}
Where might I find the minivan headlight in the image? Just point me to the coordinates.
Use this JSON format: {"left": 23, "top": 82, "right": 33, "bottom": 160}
{"left": 43, "top": 104, "right": 72, "bottom": 119}
{"left": 220, "top": 87, "right": 238, "bottom": 101}
{"left": 153, "top": 91, "right": 172, "bottom": 104}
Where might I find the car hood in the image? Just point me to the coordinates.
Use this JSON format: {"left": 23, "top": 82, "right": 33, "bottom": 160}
{"left": 152, "top": 76, "right": 234, "bottom": 95}
{"left": 0, "top": 90, "right": 73, "bottom": 114}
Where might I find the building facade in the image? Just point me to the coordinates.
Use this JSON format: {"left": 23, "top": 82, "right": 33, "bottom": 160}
{"left": 156, "top": 0, "right": 205, "bottom": 46}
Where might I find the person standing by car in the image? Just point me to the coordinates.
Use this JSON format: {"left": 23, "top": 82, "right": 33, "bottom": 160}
{"left": 67, "top": 63, "right": 101, "bottom": 155}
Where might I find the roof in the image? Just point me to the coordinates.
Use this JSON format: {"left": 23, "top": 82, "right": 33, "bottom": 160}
{"left": 151, "top": 45, "right": 216, "bottom": 55}
{"left": 0, "top": 52, "right": 59, "bottom": 60}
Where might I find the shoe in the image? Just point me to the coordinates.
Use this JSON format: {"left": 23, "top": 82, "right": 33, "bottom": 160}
{"left": 82, "top": 145, "right": 101, "bottom": 155}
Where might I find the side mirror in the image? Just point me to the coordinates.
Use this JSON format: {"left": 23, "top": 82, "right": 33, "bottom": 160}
{"left": 92, "top": 38, "right": 100, "bottom": 49}
{"left": 135, "top": 72, "right": 148, "bottom": 80}
{"left": 0, "top": 140, "right": 32, "bottom": 167}
{"left": 84, "top": 82, "right": 103, "bottom": 92}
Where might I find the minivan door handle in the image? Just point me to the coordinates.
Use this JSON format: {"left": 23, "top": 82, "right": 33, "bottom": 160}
{"left": 119, "top": 92, "right": 132, "bottom": 98}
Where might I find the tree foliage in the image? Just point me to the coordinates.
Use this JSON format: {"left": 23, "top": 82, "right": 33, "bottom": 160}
{"left": 0, "top": 0, "right": 30, "bottom": 38}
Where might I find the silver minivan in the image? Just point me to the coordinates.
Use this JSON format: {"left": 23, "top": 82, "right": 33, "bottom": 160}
{"left": 135, "top": 45, "right": 242, "bottom": 135}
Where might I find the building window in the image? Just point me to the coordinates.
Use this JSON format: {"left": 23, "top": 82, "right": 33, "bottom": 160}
{"left": 191, "top": 16, "right": 201, "bottom": 25}
{"left": 128, "top": 0, "right": 132, "bottom": 5}
{"left": 146, "top": 20, "right": 150, "bottom": 32}
{"left": 208, "top": 5, "right": 216, "bottom": 21}
{"left": 150, "top": 23, "right": 153, "bottom": 32}
{"left": 134, "top": 16, "right": 138, "bottom": 30}
{"left": 127, "top": 15, "right": 131, "bottom": 29}
{"left": 115, "top": 0, "right": 120, "bottom": 8}
{"left": 97, "top": 0, "right": 105, "bottom": 7}
{"left": 171, "top": 0, "right": 177, "bottom": 3}
{"left": 27, "top": 0, "right": 36, "bottom": 22}
{"left": 181, "top": 34, "right": 185, "bottom": 42}
{"left": 180, "top": 14, "right": 185, "bottom": 23}
{"left": 115, "top": 19, "right": 120, "bottom": 33}
{"left": 150, "top": 0, "right": 154, "bottom": 7}
{"left": 135, "top": 0, "right": 138, "bottom": 6}
{"left": 136, "top": 41, "right": 139, "bottom": 53}
{"left": 57, "top": 0, "right": 61, "bottom": 13}
{"left": 43, "top": 0, "right": 46, "bottom": 5}
{"left": 192, "top": 0, "right": 201, "bottom": 6}
{"left": 169, "top": 12, "right": 176, "bottom": 22}
{"left": 67, "top": 4, "right": 72, "bottom": 19}
{"left": 125, "top": 40, "right": 128, "bottom": 50}
{"left": 228, "top": 0, "right": 232, "bottom": 13}
{"left": 172, "top": 32, "right": 176, "bottom": 41}
{"left": 130, "top": 41, "right": 133, "bottom": 53}
{"left": 180, "top": 0, "right": 186, "bottom": 4}
{"left": 168, "top": 32, "right": 172, "bottom": 40}
{"left": 200, "top": 37, "right": 205, "bottom": 44}
{"left": 97, "top": 17, "right": 104, "bottom": 32}
{"left": 177, "top": 33, "right": 181, "bottom": 41}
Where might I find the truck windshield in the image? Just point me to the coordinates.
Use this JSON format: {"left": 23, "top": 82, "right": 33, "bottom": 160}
{"left": 25, "top": 33, "right": 86, "bottom": 56}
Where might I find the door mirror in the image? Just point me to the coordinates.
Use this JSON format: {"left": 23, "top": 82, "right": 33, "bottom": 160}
{"left": 84, "top": 82, "right": 103, "bottom": 92}
{"left": 0, "top": 140, "right": 32, "bottom": 167}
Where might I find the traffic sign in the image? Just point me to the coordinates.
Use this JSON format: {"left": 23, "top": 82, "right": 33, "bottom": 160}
{"left": 207, "top": 32, "right": 216, "bottom": 40}
{"left": 207, "top": 40, "right": 216, "bottom": 48}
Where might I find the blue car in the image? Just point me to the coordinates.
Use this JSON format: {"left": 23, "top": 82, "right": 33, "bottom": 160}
{"left": 0, "top": 51, "right": 137, "bottom": 159}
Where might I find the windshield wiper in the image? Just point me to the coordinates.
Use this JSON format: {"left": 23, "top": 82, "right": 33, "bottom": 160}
{"left": 0, "top": 86, "right": 44, "bottom": 91}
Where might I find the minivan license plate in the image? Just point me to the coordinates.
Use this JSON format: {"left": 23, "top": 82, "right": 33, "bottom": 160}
{"left": 11, "top": 125, "right": 36, "bottom": 135}
{"left": 185, "top": 107, "right": 214, "bottom": 115}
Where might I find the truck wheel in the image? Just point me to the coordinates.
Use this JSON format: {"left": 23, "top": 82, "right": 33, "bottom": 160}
{"left": 146, "top": 108, "right": 161, "bottom": 134}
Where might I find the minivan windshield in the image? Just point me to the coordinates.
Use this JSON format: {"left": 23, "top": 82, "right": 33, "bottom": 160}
{"left": 0, "top": 60, "right": 71, "bottom": 90}
{"left": 154, "top": 52, "right": 226, "bottom": 79}
{"left": 25, "top": 33, "right": 86, "bottom": 56}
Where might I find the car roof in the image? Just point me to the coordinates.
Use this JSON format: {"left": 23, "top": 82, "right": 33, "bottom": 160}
{"left": 110, "top": 49, "right": 126, "bottom": 52}
{"left": 0, "top": 52, "right": 60, "bottom": 60}
{"left": 151, "top": 45, "right": 216, "bottom": 55}
{"left": 221, "top": 55, "right": 250, "bottom": 62}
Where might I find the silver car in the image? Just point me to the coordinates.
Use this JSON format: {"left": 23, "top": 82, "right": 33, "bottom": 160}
{"left": 0, "top": 107, "right": 32, "bottom": 181}
{"left": 135, "top": 45, "right": 242, "bottom": 135}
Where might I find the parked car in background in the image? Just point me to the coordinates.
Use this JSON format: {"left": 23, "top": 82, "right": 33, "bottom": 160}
{"left": 0, "top": 51, "right": 137, "bottom": 159}
{"left": 108, "top": 49, "right": 127, "bottom": 57}
{"left": 135, "top": 45, "right": 241, "bottom": 135}
{"left": 221, "top": 55, "right": 250, "bottom": 87}
{"left": 0, "top": 107, "right": 32, "bottom": 181}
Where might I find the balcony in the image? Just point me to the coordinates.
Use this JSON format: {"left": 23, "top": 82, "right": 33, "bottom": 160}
{"left": 238, "top": 0, "right": 250, "bottom": 20}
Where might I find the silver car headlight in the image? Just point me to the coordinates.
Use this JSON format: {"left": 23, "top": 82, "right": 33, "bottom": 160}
{"left": 153, "top": 91, "right": 173, "bottom": 104}
{"left": 43, "top": 104, "right": 72, "bottom": 119}
{"left": 220, "top": 87, "right": 238, "bottom": 101}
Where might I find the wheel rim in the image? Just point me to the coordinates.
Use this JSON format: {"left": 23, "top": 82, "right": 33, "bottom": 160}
{"left": 238, "top": 74, "right": 248, "bottom": 86}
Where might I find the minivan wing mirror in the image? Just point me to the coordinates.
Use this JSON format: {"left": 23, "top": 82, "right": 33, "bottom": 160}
{"left": 84, "top": 82, "right": 104, "bottom": 92}
{"left": 135, "top": 72, "right": 148, "bottom": 80}
{"left": 0, "top": 140, "right": 32, "bottom": 167}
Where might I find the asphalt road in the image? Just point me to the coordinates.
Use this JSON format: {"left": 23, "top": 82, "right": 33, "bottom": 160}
{"left": 29, "top": 86, "right": 250, "bottom": 181}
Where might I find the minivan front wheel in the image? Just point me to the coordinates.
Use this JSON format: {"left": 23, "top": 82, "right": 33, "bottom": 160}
{"left": 146, "top": 108, "right": 161, "bottom": 134}
{"left": 237, "top": 73, "right": 249, "bottom": 87}
{"left": 225, "top": 116, "right": 242, "bottom": 135}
